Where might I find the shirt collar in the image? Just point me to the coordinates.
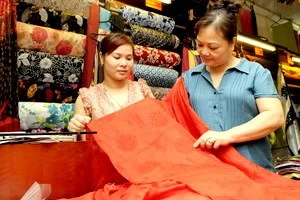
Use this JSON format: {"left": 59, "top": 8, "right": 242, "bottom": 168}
{"left": 190, "top": 58, "right": 249, "bottom": 75}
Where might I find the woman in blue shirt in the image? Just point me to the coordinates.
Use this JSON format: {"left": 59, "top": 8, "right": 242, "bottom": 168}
{"left": 186, "top": 2, "right": 284, "bottom": 171}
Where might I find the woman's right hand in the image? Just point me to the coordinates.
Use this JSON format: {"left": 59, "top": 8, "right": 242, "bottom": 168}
{"left": 68, "top": 114, "right": 91, "bottom": 132}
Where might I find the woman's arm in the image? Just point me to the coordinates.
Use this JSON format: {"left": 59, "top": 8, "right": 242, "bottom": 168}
{"left": 67, "top": 97, "right": 91, "bottom": 132}
{"left": 194, "top": 97, "right": 284, "bottom": 149}
{"left": 226, "top": 97, "right": 284, "bottom": 142}
{"left": 137, "top": 78, "right": 155, "bottom": 98}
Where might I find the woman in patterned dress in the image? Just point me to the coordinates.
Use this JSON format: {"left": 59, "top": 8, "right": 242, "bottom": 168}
{"left": 67, "top": 32, "right": 154, "bottom": 133}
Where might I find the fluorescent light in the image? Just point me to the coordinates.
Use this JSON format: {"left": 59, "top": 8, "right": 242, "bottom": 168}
{"left": 237, "top": 35, "right": 276, "bottom": 52}
{"left": 292, "top": 56, "right": 300, "bottom": 63}
{"left": 160, "top": 0, "right": 172, "bottom": 4}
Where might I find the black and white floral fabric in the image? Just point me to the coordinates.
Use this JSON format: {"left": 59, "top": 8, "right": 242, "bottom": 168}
{"left": 21, "top": 0, "right": 93, "bottom": 18}
{"left": 17, "top": 1, "right": 88, "bottom": 34}
{"left": 17, "top": 49, "right": 83, "bottom": 83}
{"left": 120, "top": 5, "right": 175, "bottom": 34}
{"left": 125, "top": 24, "right": 180, "bottom": 50}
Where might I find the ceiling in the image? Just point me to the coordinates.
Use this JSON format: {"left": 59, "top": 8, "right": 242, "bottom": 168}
{"left": 245, "top": 0, "right": 300, "bottom": 29}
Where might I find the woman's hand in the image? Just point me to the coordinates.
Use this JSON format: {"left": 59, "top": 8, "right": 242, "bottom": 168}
{"left": 68, "top": 114, "right": 91, "bottom": 132}
{"left": 193, "top": 130, "right": 232, "bottom": 149}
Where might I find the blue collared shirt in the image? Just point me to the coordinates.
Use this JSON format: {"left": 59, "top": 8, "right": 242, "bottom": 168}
{"left": 183, "top": 58, "right": 279, "bottom": 171}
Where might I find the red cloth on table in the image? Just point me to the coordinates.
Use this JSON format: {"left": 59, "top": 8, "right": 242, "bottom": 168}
{"left": 62, "top": 78, "right": 300, "bottom": 200}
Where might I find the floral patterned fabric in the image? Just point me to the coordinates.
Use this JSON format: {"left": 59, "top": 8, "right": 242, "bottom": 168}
{"left": 18, "top": 79, "right": 79, "bottom": 103}
{"left": 17, "top": 49, "right": 83, "bottom": 83}
{"left": 133, "top": 64, "right": 179, "bottom": 88}
{"left": 120, "top": 5, "right": 175, "bottom": 34}
{"left": 21, "top": 0, "right": 93, "bottom": 19}
{"left": 18, "top": 102, "right": 74, "bottom": 130}
{"left": 0, "top": 0, "right": 18, "bottom": 117}
{"left": 16, "top": 22, "right": 86, "bottom": 57}
{"left": 134, "top": 45, "right": 181, "bottom": 68}
{"left": 125, "top": 24, "right": 180, "bottom": 50}
{"left": 17, "top": 1, "right": 88, "bottom": 34}
{"left": 150, "top": 86, "right": 171, "bottom": 100}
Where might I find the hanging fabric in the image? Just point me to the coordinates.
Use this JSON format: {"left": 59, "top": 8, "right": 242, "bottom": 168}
{"left": 250, "top": 5, "right": 258, "bottom": 36}
{"left": 0, "top": 0, "right": 18, "bottom": 117}
{"left": 280, "top": 63, "right": 300, "bottom": 155}
{"left": 239, "top": 7, "right": 253, "bottom": 35}
{"left": 81, "top": 3, "right": 99, "bottom": 87}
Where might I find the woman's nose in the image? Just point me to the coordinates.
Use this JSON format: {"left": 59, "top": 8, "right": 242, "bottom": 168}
{"left": 119, "top": 58, "right": 127, "bottom": 66}
{"left": 200, "top": 47, "right": 210, "bottom": 56}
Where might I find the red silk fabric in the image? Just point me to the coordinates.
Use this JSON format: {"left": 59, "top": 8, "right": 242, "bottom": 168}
{"left": 62, "top": 78, "right": 300, "bottom": 200}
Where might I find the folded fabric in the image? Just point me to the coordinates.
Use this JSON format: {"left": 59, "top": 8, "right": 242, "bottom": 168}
{"left": 17, "top": 1, "right": 88, "bottom": 34}
{"left": 99, "top": 7, "right": 111, "bottom": 31}
{"left": 125, "top": 24, "right": 180, "bottom": 50}
{"left": 120, "top": 5, "right": 175, "bottom": 34}
{"left": 17, "top": 49, "right": 83, "bottom": 83}
{"left": 22, "top": 0, "right": 92, "bottom": 18}
{"left": 18, "top": 102, "right": 74, "bottom": 130}
{"left": 134, "top": 45, "right": 181, "bottom": 68}
{"left": 17, "top": 22, "right": 86, "bottom": 57}
{"left": 18, "top": 79, "right": 79, "bottom": 103}
{"left": 133, "top": 64, "right": 179, "bottom": 88}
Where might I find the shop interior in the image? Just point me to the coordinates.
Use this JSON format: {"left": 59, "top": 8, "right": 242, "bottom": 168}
{"left": 1, "top": 0, "right": 300, "bottom": 199}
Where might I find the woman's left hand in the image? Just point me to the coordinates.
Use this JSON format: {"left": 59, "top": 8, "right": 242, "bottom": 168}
{"left": 193, "top": 130, "right": 232, "bottom": 149}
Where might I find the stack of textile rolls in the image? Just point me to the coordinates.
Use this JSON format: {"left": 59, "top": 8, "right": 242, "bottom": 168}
{"left": 15, "top": 0, "right": 97, "bottom": 132}
{"left": 120, "top": 5, "right": 181, "bottom": 99}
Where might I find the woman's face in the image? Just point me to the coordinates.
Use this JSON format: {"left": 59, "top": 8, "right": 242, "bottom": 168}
{"left": 102, "top": 44, "right": 134, "bottom": 81}
{"left": 196, "top": 25, "right": 235, "bottom": 68}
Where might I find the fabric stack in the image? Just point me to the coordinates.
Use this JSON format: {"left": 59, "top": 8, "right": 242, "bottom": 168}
{"left": 15, "top": 0, "right": 95, "bottom": 134}
{"left": 274, "top": 156, "right": 300, "bottom": 180}
{"left": 120, "top": 5, "right": 181, "bottom": 99}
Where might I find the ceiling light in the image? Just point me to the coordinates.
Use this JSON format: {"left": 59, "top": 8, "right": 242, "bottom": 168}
{"left": 237, "top": 35, "right": 276, "bottom": 52}
{"left": 292, "top": 56, "right": 300, "bottom": 63}
{"left": 159, "top": 0, "right": 172, "bottom": 4}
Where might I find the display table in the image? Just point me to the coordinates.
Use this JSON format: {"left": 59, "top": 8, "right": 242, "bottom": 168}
{"left": 0, "top": 141, "right": 93, "bottom": 200}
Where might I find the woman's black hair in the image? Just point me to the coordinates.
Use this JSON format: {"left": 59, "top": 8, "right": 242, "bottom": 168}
{"left": 99, "top": 32, "right": 134, "bottom": 55}
{"left": 194, "top": 0, "right": 241, "bottom": 42}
